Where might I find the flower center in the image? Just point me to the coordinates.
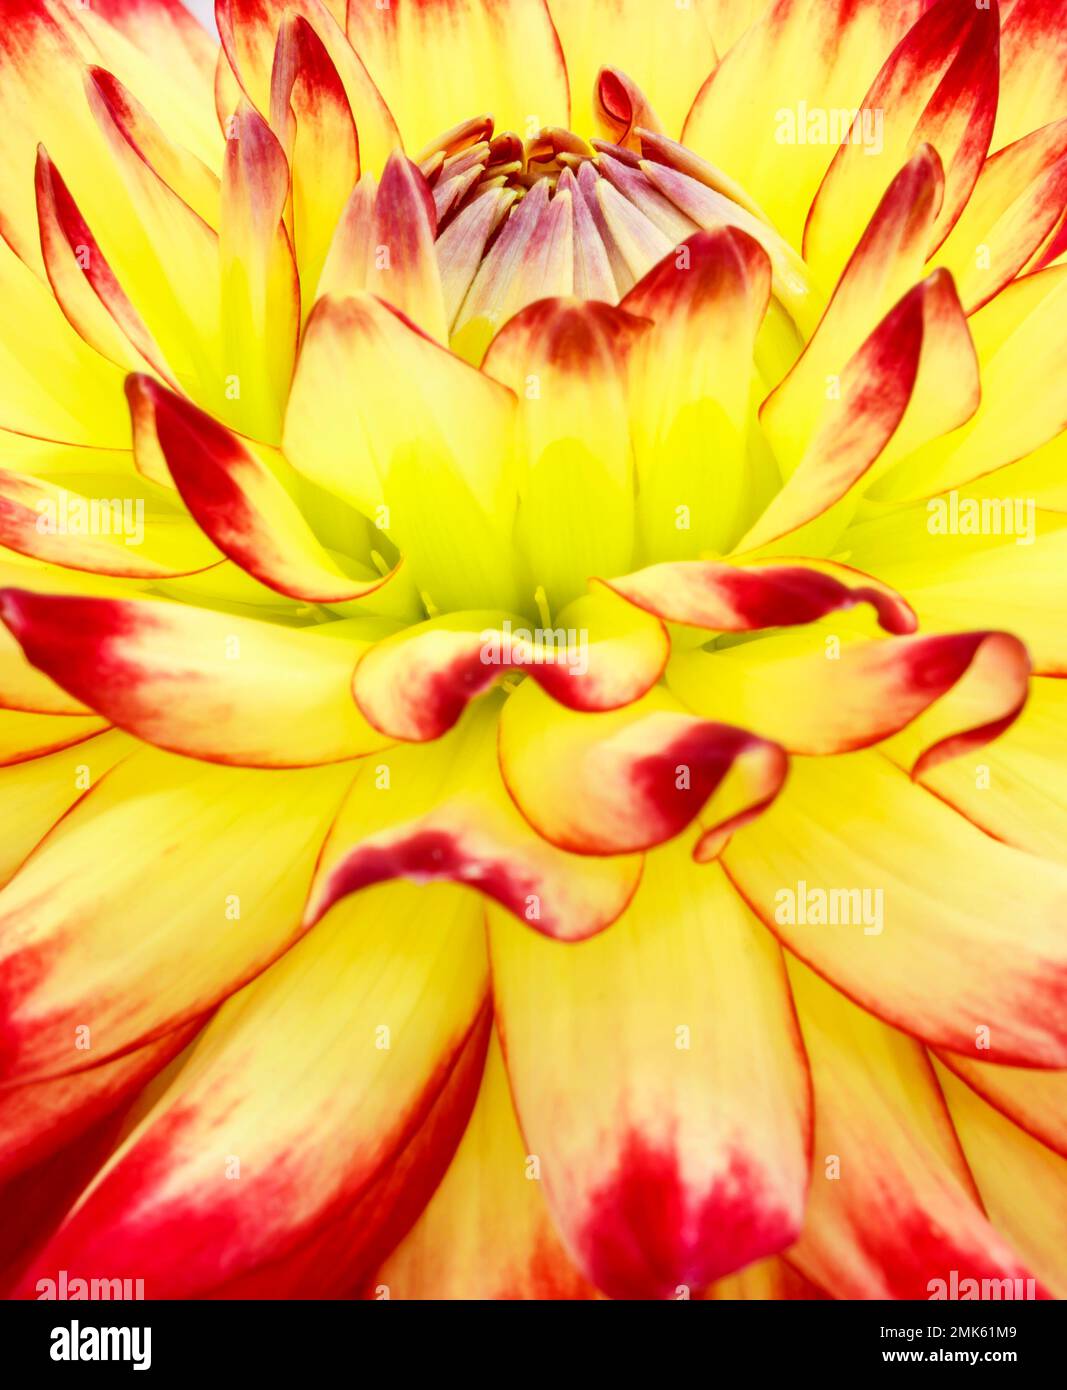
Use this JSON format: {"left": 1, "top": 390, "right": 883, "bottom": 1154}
{"left": 422, "top": 117, "right": 816, "bottom": 362}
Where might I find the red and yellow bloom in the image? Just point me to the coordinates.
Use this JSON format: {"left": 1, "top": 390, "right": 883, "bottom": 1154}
{"left": 0, "top": 0, "right": 1066, "bottom": 1300}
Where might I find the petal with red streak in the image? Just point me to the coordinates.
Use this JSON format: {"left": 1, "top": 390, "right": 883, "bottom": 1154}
{"left": 490, "top": 846, "right": 811, "bottom": 1300}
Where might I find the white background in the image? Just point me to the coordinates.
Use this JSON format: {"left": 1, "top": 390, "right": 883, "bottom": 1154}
{"left": 182, "top": 0, "right": 218, "bottom": 33}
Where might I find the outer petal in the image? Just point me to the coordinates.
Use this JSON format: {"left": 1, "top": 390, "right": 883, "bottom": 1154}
{"left": 930, "top": 119, "right": 1067, "bottom": 313}
{"left": 0, "top": 745, "right": 352, "bottom": 1083}
{"left": 490, "top": 846, "right": 812, "bottom": 1300}
{"left": 723, "top": 751, "right": 1067, "bottom": 1066}
{"left": 758, "top": 149, "right": 947, "bottom": 474}
{"left": 352, "top": 591, "right": 668, "bottom": 742}
{"left": 744, "top": 272, "right": 977, "bottom": 552}
{"left": 937, "top": 1060, "right": 1067, "bottom": 1298}
{"left": 0, "top": 732, "right": 129, "bottom": 889}
{"left": 0, "top": 467, "right": 221, "bottom": 580}
{"left": 373, "top": 1034, "right": 599, "bottom": 1300}
{"left": 345, "top": 0, "right": 569, "bottom": 155}
{"left": 936, "top": 1051, "right": 1067, "bottom": 1161}
{"left": 0, "top": 708, "right": 106, "bottom": 767}
{"left": 785, "top": 958, "right": 1044, "bottom": 1299}
{"left": 994, "top": 0, "right": 1067, "bottom": 151}
{"left": 0, "top": 0, "right": 136, "bottom": 270}
{"left": 82, "top": 67, "right": 226, "bottom": 414}
{"left": 79, "top": 1, "right": 217, "bottom": 106}
{"left": 804, "top": 0, "right": 999, "bottom": 283}
{"left": 142, "top": 377, "right": 400, "bottom": 603}
{"left": 682, "top": 0, "right": 923, "bottom": 246}
{"left": 35, "top": 145, "right": 170, "bottom": 379}
{"left": 843, "top": 504, "right": 1067, "bottom": 673}
{"left": 0, "top": 230, "right": 129, "bottom": 448}
{"left": 498, "top": 681, "right": 788, "bottom": 859}
{"left": 0, "top": 1022, "right": 199, "bottom": 1189}
{"left": 871, "top": 265, "right": 1067, "bottom": 501}
{"left": 670, "top": 628, "right": 1030, "bottom": 775}
{"left": 12, "top": 879, "right": 490, "bottom": 1298}
{"left": 0, "top": 589, "right": 391, "bottom": 767}
{"left": 304, "top": 698, "right": 642, "bottom": 943}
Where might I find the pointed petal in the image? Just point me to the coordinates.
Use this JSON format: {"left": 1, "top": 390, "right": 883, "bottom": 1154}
{"left": 143, "top": 378, "right": 399, "bottom": 603}
{"left": 375, "top": 1034, "right": 598, "bottom": 1299}
{"left": 34, "top": 146, "right": 167, "bottom": 379}
{"left": 219, "top": 102, "right": 300, "bottom": 442}
{"left": 683, "top": 0, "right": 924, "bottom": 246}
{"left": 304, "top": 700, "right": 642, "bottom": 944}
{"left": 786, "top": 958, "right": 1043, "bottom": 1299}
{"left": 217, "top": 0, "right": 399, "bottom": 171}
{"left": 490, "top": 847, "right": 811, "bottom": 1299}
{"left": 804, "top": 0, "right": 1000, "bottom": 283}
{"left": 723, "top": 752, "right": 1067, "bottom": 1065}
{"left": 994, "top": 0, "right": 1067, "bottom": 150}
{"left": 269, "top": 11, "right": 359, "bottom": 313}
{"left": 0, "top": 589, "right": 390, "bottom": 767}
{"left": 931, "top": 118, "right": 1067, "bottom": 313}
{"left": 0, "top": 745, "right": 352, "bottom": 1083}
{"left": 11, "top": 878, "right": 490, "bottom": 1297}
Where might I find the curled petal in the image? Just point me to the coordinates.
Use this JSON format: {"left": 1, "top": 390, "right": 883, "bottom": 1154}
{"left": 305, "top": 701, "right": 642, "bottom": 943}
{"left": 353, "top": 591, "right": 668, "bottom": 742}
{"left": 499, "top": 682, "right": 788, "bottom": 858}
{"left": 605, "top": 559, "right": 916, "bottom": 636}
{"left": 671, "top": 629, "right": 1031, "bottom": 776}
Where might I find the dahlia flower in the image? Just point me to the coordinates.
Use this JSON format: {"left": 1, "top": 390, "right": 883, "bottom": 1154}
{"left": 0, "top": 0, "right": 1065, "bottom": 1304}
